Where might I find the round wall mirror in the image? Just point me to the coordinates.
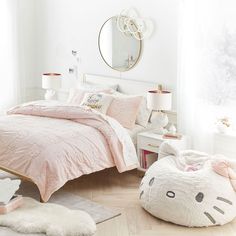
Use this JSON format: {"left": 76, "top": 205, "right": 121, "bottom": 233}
{"left": 98, "top": 16, "right": 142, "bottom": 72}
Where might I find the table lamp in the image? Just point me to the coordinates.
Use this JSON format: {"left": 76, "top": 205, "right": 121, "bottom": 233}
{"left": 147, "top": 87, "right": 172, "bottom": 134}
{"left": 42, "top": 73, "right": 62, "bottom": 100}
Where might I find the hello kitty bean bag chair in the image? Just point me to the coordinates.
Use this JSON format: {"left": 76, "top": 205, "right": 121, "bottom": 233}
{"left": 139, "top": 142, "right": 236, "bottom": 227}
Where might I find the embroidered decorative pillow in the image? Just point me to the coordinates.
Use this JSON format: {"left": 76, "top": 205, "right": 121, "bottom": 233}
{"left": 107, "top": 96, "right": 142, "bottom": 129}
{"left": 80, "top": 93, "right": 113, "bottom": 114}
{"left": 67, "top": 88, "right": 112, "bottom": 105}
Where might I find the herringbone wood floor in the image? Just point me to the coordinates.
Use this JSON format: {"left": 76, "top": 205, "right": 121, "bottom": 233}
{"left": 64, "top": 168, "right": 236, "bottom": 236}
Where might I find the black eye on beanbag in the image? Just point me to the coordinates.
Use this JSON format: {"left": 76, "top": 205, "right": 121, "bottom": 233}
{"left": 166, "top": 191, "right": 175, "bottom": 198}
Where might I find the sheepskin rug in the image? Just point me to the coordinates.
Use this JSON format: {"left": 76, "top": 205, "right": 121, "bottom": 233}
{"left": 0, "top": 197, "right": 96, "bottom": 236}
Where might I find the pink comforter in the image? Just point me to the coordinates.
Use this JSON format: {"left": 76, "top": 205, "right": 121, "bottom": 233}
{"left": 0, "top": 102, "right": 138, "bottom": 202}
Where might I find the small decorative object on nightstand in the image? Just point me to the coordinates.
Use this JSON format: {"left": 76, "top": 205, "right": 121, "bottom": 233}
{"left": 42, "top": 73, "right": 62, "bottom": 100}
{"left": 147, "top": 85, "right": 172, "bottom": 134}
{"left": 137, "top": 131, "right": 187, "bottom": 175}
{"left": 215, "top": 117, "right": 231, "bottom": 134}
{"left": 168, "top": 123, "right": 177, "bottom": 135}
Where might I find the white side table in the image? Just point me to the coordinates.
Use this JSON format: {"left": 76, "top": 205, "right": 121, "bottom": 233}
{"left": 137, "top": 131, "right": 188, "bottom": 173}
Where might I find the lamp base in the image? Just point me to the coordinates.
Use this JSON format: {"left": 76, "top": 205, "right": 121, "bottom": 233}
{"left": 44, "top": 90, "right": 56, "bottom": 100}
{"left": 150, "top": 111, "right": 169, "bottom": 135}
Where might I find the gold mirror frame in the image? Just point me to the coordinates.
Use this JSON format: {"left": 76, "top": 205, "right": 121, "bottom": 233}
{"left": 98, "top": 16, "right": 142, "bottom": 72}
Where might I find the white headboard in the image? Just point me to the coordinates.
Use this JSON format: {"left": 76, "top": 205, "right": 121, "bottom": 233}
{"left": 84, "top": 73, "right": 157, "bottom": 95}
{"left": 57, "top": 73, "right": 156, "bottom": 99}
{"left": 57, "top": 73, "right": 177, "bottom": 125}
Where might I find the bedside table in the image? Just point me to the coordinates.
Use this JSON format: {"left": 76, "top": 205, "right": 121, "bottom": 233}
{"left": 137, "top": 131, "right": 188, "bottom": 174}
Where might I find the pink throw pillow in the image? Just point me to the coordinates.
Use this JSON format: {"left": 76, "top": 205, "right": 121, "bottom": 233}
{"left": 107, "top": 96, "right": 142, "bottom": 129}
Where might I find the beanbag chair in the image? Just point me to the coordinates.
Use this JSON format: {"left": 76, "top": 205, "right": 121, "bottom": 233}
{"left": 139, "top": 142, "right": 236, "bottom": 227}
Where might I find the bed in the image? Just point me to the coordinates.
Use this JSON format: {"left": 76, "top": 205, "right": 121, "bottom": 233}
{"left": 0, "top": 74, "right": 157, "bottom": 202}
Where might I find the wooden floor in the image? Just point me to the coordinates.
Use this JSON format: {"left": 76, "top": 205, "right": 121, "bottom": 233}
{"left": 63, "top": 168, "right": 236, "bottom": 236}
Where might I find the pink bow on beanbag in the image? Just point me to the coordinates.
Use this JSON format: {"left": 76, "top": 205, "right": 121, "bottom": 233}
{"left": 212, "top": 160, "right": 236, "bottom": 191}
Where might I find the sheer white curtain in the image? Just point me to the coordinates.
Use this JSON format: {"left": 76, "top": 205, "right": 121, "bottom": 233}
{"left": 178, "top": 0, "right": 236, "bottom": 153}
{"left": 0, "top": 0, "right": 20, "bottom": 113}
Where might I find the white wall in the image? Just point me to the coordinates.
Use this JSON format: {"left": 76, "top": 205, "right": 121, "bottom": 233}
{"left": 24, "top": 0, "right": 179, "bottom": 109}
{"left": 17, "top": 0, "right": 37, "bottom": 102}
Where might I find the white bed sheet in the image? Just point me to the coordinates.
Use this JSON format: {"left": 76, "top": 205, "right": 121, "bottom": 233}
{"left": 126, "top": 123, "right": 154, "bottom": 144}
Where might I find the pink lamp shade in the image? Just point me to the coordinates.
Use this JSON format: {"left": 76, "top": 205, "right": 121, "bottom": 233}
{"left": 42, "top": 73, "right": 62, "bottom": 90}
{"left": 147, "top": 90, "right": 172, "bottom": 111}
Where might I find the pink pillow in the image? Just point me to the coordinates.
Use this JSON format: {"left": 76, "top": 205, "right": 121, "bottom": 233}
{"left": 107, "top": 96, "right": 142, "bottom": 129}
{"left": 111, "top": 91, "right": 152, "bottom": 127}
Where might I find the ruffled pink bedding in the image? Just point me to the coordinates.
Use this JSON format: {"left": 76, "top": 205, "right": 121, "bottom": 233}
{"left": 0, "top": 101, "right": 138, "bottom": 202}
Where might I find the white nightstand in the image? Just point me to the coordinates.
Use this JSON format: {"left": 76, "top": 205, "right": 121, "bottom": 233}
{"left": 137, "top": 131, "right": 188, "bottom": 173}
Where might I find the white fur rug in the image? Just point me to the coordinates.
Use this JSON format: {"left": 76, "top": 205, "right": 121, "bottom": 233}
{"left": 0, "top": 197, "right": 96, "bottom": 236}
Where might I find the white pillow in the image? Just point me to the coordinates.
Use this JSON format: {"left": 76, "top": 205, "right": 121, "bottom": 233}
{"left": 136, "top": 96, "right": 152, "bottom": 127}
{"left": 80, "top": 92, "right": 113, "bottom": 114}
{"left": 112, "top": 91, "right": 152, "bottom": 127}
{"left": 67, "top": 87, "right": 112, "bottom": 104}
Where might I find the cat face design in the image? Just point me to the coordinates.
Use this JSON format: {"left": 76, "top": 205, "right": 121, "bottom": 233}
{"left": 139, "top": 157, "right": 236, "bottom": 227}
{"left": 82, "top": 94, "right": 103, "bottom": 109}
{"left": 87, "top": 94, "right": 102, "bottom": 105}
{"left": 163, "top": 189, "right": 233, "bottom": 225}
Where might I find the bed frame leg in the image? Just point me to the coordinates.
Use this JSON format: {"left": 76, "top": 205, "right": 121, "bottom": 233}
{"left": 40, "top": 196, "right": 45, "bottom": 203}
